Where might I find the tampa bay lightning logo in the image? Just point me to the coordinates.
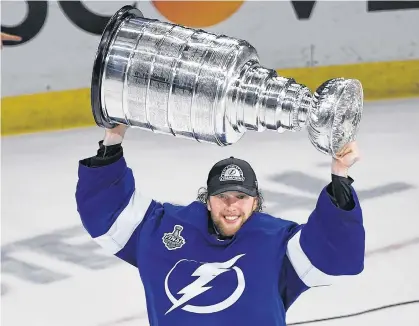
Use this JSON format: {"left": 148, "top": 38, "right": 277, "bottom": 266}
{"left": 164, "top": 254, "right": 246, "bottom": 314}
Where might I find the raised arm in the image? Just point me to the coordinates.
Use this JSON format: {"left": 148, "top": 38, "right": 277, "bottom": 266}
{"left": 75, "top": 126, "right": 163, "bottom": 267}
{"left": 280, "top": 142, "right": 365, "bottom": 310}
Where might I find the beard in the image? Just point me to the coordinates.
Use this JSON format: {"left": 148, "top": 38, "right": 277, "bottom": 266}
{"left": 211, "top": 215, "right": 245, "bottom": 238}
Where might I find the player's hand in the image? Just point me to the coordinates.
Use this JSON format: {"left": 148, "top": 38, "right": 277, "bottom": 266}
{"left": 103, "top": 124, "right": 129, "bottom": 146}
{"left": 331, "top": 141, "right": 360, "bottom": 177}
{"left": 1, "top": 32, "right": 22, "bottom": 48}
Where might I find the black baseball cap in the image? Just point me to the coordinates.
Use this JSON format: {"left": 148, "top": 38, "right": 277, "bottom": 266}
{"left": 207, "top": 157, "right": 258, "bottom": 197}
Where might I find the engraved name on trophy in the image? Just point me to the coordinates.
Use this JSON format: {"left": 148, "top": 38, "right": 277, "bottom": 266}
{"left": 91, "top": 5, "right": 363, "bottom": 158}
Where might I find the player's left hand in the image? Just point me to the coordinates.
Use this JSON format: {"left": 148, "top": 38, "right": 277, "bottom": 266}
{"left": 331, "top": 141, "right": 360, "bottom": 177}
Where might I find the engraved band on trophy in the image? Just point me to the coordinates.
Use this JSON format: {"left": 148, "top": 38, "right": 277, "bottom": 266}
{"left": 90, "top": 5, "right": 363, "bottom": 158}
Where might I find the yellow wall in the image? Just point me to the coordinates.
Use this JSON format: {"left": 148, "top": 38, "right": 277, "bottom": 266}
{"left": 2, "top": 59, "right": 419, "bottom": 136}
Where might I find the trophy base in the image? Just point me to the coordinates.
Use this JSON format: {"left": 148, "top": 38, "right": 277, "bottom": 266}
{"left": 90, "top": 5, "right": 144, "bottom": 129}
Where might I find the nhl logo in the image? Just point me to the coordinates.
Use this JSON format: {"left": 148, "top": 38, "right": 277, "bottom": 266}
{"left": 162, "top": 225, "right": 186, "bottom": 250}
{"left": 219, "top": 164, "right": 245, "bottom": 182}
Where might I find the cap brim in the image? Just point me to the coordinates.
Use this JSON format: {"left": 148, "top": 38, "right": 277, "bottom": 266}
{"left": 209, "top": 185, "right": 257, "bottom": 197}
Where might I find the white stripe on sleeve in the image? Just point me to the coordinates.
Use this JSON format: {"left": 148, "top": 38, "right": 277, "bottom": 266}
{"left": 286, "top": 229, "right": 343, "bottom": 287}
{"left": 93, "top": 189, "right": 153, "bottom": 255}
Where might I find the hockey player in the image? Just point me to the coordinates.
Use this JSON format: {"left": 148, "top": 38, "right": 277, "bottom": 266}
{"left": 76, "top": 124, "right": 365, "bottom": 326}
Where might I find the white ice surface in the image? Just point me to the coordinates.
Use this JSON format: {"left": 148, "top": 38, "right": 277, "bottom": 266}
{"left": 1, "top": 97, "right": 419, "bottom": 326}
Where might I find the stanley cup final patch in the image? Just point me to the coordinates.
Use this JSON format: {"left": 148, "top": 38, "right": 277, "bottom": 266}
{"left": 162, "top": 225, "right": 186, "bottom": 250}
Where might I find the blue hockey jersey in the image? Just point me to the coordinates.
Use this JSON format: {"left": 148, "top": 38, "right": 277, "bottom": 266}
{"left": 75, "top": 156, "right": 365, "bottom": 326}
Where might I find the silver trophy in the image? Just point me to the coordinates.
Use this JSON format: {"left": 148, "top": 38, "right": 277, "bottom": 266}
{"left": 91, "top": 5, "right": 363, "bottom": 158}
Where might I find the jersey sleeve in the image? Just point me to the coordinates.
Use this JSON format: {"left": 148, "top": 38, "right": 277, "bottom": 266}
{"left": 285, "top": 184, "right": 365, "bottom": 283}
{"left": 75, "top": 156, "right": 163, "bottom": 267}
{"left": 279, "top": 184, "right": 365, "bottom": 310}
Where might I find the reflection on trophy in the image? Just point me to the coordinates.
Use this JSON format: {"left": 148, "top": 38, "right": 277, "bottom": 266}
{"left": 91, "top": 5, "right": 363, "bottom": 158}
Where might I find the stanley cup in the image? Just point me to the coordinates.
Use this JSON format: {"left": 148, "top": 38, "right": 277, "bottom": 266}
{"left": 91, "top": 5, "right": 363, "bottom": 157}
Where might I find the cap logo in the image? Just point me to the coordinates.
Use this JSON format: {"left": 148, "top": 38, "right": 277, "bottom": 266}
{"left": 219, "top": 164, "right": 245, "bottom": 182}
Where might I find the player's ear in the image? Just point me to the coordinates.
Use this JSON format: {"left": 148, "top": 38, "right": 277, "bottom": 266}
{"left": 252, "top": 198, "right": 258, "bottom": 211}
{"left": 206, "top": 197, "right": 212, "bottom": 211}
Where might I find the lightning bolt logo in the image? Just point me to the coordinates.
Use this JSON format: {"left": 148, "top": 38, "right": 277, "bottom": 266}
{"left": 164, "top": 254, "right": 246, "bottom": 315}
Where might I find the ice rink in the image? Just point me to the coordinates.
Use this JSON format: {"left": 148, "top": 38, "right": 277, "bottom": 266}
{"left": 1, "top": 97, "right": 419, "bottom": 326}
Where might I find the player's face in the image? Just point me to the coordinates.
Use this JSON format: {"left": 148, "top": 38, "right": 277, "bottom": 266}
{"left": 207, "top": 191, "right": 258, "bottom": 237}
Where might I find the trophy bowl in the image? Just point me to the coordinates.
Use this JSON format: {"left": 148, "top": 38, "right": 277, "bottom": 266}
{"left": 308, "top": 78, "right": 363, "bottom": 157}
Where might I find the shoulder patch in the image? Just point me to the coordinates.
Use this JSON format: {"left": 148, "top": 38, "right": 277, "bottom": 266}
{"left": 162, "top": 225, "right": 186, "bottom": 250}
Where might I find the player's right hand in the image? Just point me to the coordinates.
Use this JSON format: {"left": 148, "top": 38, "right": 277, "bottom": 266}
{"left": 103, "top": 124, "right": 128, "bottom": 146}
